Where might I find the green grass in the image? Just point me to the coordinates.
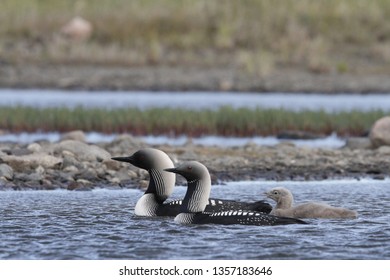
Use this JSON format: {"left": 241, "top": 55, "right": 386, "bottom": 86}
{"left": 0, "top": 106, "right": 385, "bottom": 137}
{"left": 1, "top": 0, "right": 390, "bottom": 73}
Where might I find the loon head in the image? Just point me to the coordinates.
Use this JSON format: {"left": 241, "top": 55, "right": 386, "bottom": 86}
{"left": 164, "top": 161, "right": 210, "bottom": 183}
{"left": 165, "top": 161, "right": 211, "bottom": 213}
{"left": 112, "top": 148, "right": 173, "bottom": 170}
{"left": 112, "top": 148, "right": 175, "bottom": 202}
{"left": 265, "top": 187, "right": 294, "bottom": 208}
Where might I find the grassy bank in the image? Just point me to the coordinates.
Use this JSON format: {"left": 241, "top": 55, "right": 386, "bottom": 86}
{"left": 0, "top": 106, "right": 385, "bottom": 137}
{"left": 1, "top": 0, "right": 390, "bottom": 75}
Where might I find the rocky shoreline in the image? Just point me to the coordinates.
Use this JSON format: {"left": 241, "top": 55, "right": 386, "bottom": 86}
{"left": 0, "top": 131, "right": 389, "bottom": 191}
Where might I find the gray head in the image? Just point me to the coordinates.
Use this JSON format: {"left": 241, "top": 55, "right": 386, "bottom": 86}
{"left": 165, "top": 161, "right": 211, "bottom": 213}
{"left": 265, "top": 187, "right": 294, "bottom": 208}
{"left": 112, "top": 148, "right": 175, "bottom": 202}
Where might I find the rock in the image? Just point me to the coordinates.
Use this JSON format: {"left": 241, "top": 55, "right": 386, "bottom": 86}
{"left": 76, "top": 179, "right": 92, "bottom": 185}
{"left": 0, "top": 177, "right": 16, "bottom": 190}
{"left": 27, "top": 143, "right": 42, "bottom": 153}
{"left": 67, "top": 179, "right": 93, "bottom": 191}
{"left": 0, "top": 163, "right": 13, "bottom": 180}
{"left": 102, "top": 159, "right": 121, "bottom": 171}
{"left": 54, "top": 140, "right": 111, "bottom": 162}
{"left": 75, "top": 168, "right": 98, "bottom": 181}
{"left": 344, "top": 137, "right": 372, "bottom": 149}
{"left": 63, "top": 165, "right": 79, "bottom": 173}
{"left": 105, "top": 134, "right": 145, "bottom": 154}
{"left": 370, "top": 116, "right": 390, "bottom": 148}
{"left": 61, "top": 17, "right": 93, "bottom": 41}
{"left": 2, "top": 154, "right": 62, "bottom": 171}
{"left": 10, "top": 148, "right": 31, "bottom": 156}
{"left": 62, "top": 153, "right": 85, "bottom": 170}
{"left": 61, "top": 130, "right": 86, "bottom": 142}
{"left": 15, "top": 171, "right": 44, "bottom": 182}
{"left": 114, "top": 168, "right": 138, "bottom": 181}
{"left": 377, "top": 145, "right": 390, "bottom": 154}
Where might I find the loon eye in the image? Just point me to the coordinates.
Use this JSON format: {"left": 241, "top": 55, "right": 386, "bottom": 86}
{"left": 187, "top": 166, "right": 192, "bottom": 170}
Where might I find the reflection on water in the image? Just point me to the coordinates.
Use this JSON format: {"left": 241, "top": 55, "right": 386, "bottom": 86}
{"left": 0, "top": 179, "right": 389, "bottom": 260}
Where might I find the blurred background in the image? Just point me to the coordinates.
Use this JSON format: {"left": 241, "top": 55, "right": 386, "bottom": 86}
{"left": 1, "top": 0, "right": 390, "bottom": 77}
{"left": 1, "top": 0, "right": 390, "bottom": 144}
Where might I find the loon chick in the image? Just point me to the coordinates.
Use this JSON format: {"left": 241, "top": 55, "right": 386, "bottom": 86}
{"left": 165, "top": 161, "right": 307, "bottom": 226}
{"left": 265, "top": 187, "right": 358, "bottom": 219}
{"left": 112, "top": 148, "right": 272, "bottom": 217}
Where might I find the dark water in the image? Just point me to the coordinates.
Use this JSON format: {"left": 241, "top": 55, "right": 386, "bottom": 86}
{"left": 1, "top": 179, "right": 389, "bottom": 260}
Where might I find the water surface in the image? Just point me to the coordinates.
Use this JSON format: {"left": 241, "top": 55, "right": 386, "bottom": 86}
{"left": 0, "top": 132, "right": 345, "bottom": 148}
{"left": 1, "top": 179, "right": 389, "bottom": 260}
{"left": 1, "top": 89, "right": 390, "bottom": 112}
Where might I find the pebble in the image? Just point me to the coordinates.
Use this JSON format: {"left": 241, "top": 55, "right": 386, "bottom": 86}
{"left": 1, "top": 134, "right": 390, "bottom": 190}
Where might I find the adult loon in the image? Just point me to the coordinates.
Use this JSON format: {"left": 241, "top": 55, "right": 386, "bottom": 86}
{"left": 265, "top": 187, "right": 358, "bottom": 219}
{"left": 112, "top": 148, "right": 272, "bottom": 217}
{"left": 165, "top": 161, "right": 307, "bottom": 226}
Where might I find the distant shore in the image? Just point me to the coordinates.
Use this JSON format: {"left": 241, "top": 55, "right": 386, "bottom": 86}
{"left": 2, "top": 63, "right": 390, "bottom": 93}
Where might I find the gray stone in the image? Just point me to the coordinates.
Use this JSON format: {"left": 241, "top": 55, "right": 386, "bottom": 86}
{"left": 370, "top": 116, "right": 390, "bottom": 148}
{"left": 105, "top": 134, "right": 145, "bottom": 154}
{"left": 2, "top": 154, "right": 62, "bottom": 171}
{"left": 0, "top": 163, "right": 14, "bottom": 180}
{"left": 15, "top": 171, "right": 44, "bottom": 182}
{"left": 54, "top": 140, "right": 111, "bottom": 162}
{"left": 27, "top": 143, "right": 42, "bottom": 153}
{"left": 67, "top": 181, "right": 92, "bottom": 191}
{"left": 61, "top": 130, "right": 86, "bottom": 142}
{"left": 114, "top": 168, "right": 138, "bottom": 181}
{"left": 377, "top": 146, "right": 390, "bottom": 154}
{"left": 62, "top": 154, "right": 85, "bottom": 170}
{"left": 75, "top": 168, "right": 98, "bottom": 181}
{"left": 344, "top": 137, "right": 372, "bottom": 149}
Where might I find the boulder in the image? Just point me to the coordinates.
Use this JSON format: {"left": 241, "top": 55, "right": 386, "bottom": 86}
{"left": 27, "top": 143, "right": 42, "bottom": 153}
{"left": 61, "top": 16, "right": 93, "bottom": 41}
{"left": 61, "top": 130, "right": 86, "bottom": 142}
{"left": 344, "top": 137, "right": 372, "bottom": 150}
{"left": 105, "top": 134, "right": 145, "bottom": 154}
{"left": 2, "top": 154, "right": 62, "bottom": 171}
{"left": 370, "top": 116, "right": 390, "bottom": 148}
{"left": 0, "top": 163, "right": 14, "bottom": 180}
{"left": 54, "top": 140, "right": 111, "bottom": 162}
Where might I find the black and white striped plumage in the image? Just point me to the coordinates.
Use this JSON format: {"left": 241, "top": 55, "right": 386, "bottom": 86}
{"left": 165, "top": 161, "right": 307, "bottom": 226}
{"left": 112, "top": 149, "right": 272, "bottom": 217}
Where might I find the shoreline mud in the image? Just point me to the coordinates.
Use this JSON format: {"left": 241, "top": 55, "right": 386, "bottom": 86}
{"left": 2, "top": 64, "right": 390, "bottom": 93}
{"left": 0, "top": 134, "right": 388, "bottom": 191}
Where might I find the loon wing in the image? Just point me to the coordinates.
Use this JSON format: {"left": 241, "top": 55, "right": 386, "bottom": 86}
{"left": 155, "top": 200, "right": 182, "bottom": 216}
{"left": 156, "top": 198, "right": 273, "bottom": 216}
{"left": 205, "top": 198, "right": 272, "bottom": 214}
{"left": 192, "top": 211, "right": 307, "bottom": 226}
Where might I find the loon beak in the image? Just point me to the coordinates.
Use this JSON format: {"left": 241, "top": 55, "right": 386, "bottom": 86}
{"left": 164, "top": 167, "right": 179, "bottom": 174}
{"left": 111, "top": 156, "right": 134, "bottom": 164}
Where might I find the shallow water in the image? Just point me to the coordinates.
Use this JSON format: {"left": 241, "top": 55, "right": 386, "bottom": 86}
{"left": 1, "top": 89, "right": 390, "bottom": 112}
{"left": 1, "top": 179, "right": 389, "bottom": 260}
{"left": 0, "top": 132, "right": 345, "bottom": 148}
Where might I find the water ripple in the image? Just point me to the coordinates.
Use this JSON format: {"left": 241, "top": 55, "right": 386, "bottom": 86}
{"left": 1, "top": 181, "right": 389, "bottom": 259}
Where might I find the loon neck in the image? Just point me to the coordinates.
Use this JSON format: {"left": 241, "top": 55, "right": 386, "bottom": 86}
{"left": 277, "top": 193, "right": 294, "bottom": 209}
{"left": 181, "top": 177, "right": 211, "bottom": 213}
{"left": 145, "top": 168, "right": 175, "bottom": 203}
